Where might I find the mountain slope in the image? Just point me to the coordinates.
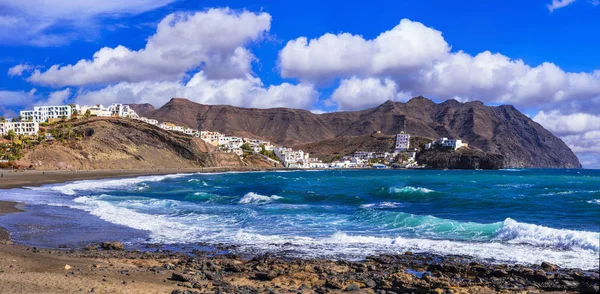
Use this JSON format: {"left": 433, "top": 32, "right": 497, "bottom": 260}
{"left": 134, "top": 97, "right": 581, "bottom": 168}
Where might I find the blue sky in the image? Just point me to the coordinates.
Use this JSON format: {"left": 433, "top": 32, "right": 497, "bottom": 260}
{"left": 1, "top": 0, "right": 599, "bottom": 167}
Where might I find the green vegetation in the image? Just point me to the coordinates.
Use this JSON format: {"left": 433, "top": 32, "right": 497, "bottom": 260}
{"left": 241, "top": 142, "right": 253, "bottom": 152}
{"left": 259, "top": 144, "right": 278, "bottom": 160}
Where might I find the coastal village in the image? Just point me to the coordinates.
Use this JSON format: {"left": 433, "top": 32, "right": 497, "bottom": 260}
{"left": 1, "top": 103, "right": 468, "bottom": 169}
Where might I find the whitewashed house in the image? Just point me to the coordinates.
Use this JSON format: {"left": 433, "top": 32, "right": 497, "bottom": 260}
{"left": 0, "top": 122, "right": 39, "bottom": 136}
{"left": 20, "top": 105, "right": 72, "bottom": 122}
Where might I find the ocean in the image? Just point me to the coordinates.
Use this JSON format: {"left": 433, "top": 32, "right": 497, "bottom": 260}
{"left": 0, "top": 169, "right": 598, "bottom": 269}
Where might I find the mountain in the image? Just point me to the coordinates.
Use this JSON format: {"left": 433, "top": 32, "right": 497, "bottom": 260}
{"left": 132, "top": 97, "right": 581, "bottom": 168}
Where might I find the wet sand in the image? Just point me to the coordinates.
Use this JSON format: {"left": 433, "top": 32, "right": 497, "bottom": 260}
{"left": 0, "top": 167, "right": 276, "bottom": 190}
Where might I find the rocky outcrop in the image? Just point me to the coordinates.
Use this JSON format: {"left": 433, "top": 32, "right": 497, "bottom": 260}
{"left": 417, "top": 148, "right": 505, "bottom": 170}
{"left": 134, "top": 97, "right": 581, "bottom": 168}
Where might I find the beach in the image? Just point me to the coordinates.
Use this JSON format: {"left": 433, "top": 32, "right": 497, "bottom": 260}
{"left": 0, "top": 167, "right": 276, "bottom": 190}
{"left": 0, "top": 169, "right": 599, "bottom": 293}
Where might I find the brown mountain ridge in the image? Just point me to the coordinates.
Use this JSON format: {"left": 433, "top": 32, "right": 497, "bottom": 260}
{"left": 129, "top": 97, "right": 581, "bottom": 168}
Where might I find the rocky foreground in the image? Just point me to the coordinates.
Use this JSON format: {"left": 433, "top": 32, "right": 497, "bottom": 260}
{"left": 7, "top": 241, "right": 596, "bottom": 294}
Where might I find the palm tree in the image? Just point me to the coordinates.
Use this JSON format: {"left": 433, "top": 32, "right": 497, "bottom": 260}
{"left": 7, "top": 130, "right": 15, "bottom": 144}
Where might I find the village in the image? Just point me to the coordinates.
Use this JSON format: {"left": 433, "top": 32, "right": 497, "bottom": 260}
{"left": 1, "top": 103, "right": 467, "bottom": 169}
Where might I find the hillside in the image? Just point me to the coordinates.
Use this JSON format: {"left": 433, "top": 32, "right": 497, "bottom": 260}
{"left": 19, "top": 117, "right": 244, "bottom": 170}
{"left": 293, "top": 133, "right": 396, "bottom": 162}
{"left": 132, "top": 97, "right": 581, "bottom": 168}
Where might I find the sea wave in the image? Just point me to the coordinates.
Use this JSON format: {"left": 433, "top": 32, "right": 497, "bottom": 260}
{"left": 587, "top": 199, "right": 600, "bottom": 205}
{"left": 494, "top": 218, "right": 599, "bottom": 252}
{"left": 233, "top": 231, "right": 599, "bottom": 269}
{"left": 238, "top": 192, "right": 283, "bottom": 204}
{"left": 389, "top": 186, "right": 434, "bottom": 194}
{"left": 360, "top": 202, "right": 405, "bottom": 209}
{"left": 30, "top": 173, "right": 191, "bottom": 196}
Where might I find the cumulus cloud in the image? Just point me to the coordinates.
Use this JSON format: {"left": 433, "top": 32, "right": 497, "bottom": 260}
{"left": 533, "top": 110, "right": 600, "bottom": 168}
{"left": 279, "top": 19, "right": 449, "bottom": 84}
{"left": 0, "top": 0, "right": 176, "bottom": 46}
{"left": 330, "top": 77, "right": 411, "bottom": 110}
{"left": 0, "top": 89, "right": 37, "bottom": 108}
{"left": 547, "top": 0, "right": 577, "bottom": 12}
{"left": 7, "top": 63, "right": 33, "bottom": 77}
{"left": 76, "top": 71, "right": 318, "bottom": 109}
{"left": 279, "top": 18, "right": 600, "bottom": 113}
{"left": 36, "top": 88, "right": 72, "bottom": 106}
{"left": 28, "top": 9, "right": 272, "bottom": 86}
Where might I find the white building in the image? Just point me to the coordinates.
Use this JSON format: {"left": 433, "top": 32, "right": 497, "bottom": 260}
{"left": 20, "top": 105, "right": 72, "bottom": 122}
{"left": 108, "top": 104, "right": 138, "bottom": 118}
{"left": 200, "top": 131, "right": 221, "bottom": 145}
{"left": 0, "top": 122, "right": 39, "bottom": 136}
{"left": 394, "top": 132, "right": 410, "bottom": 152}
{"left": 425, "top": 137, "right": 466, "bottom": 150}
{"left": 274, "top": 146, "right": 310, "bottom": 168}
{"left": 77, "top": 104, "right": 112, "bottom": 117}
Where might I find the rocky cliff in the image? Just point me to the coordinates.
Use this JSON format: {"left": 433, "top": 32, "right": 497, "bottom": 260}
{"left": 132, "top": 97, "right": 581, "bottom": 168}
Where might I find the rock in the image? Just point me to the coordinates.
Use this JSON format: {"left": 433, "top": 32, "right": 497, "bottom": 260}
{"left": 325, "top": 278, "right": 345, "bottom": 289}
{"left": 254, "top": 271, "right": 279, "bottom": 281}
{"left": 541, "top": 261, "right": 558, "bottom": 272}
{"left": 533, "top": 270, "right": 549, "bottom": 282}
{"left": 84, "top": 245, "right": 97, "bottom": 251}
{"left": 560, "top": 280, "right": 579, "bottom": 289}
{"left": 100, "top": 241, "right": 124, "bottom": 250}
{"left": 64, "top": 265, "right": 72, "bottom": 270}
{"left": 171, "top": 272, "right": 191, "bottom": 282}
{"left": 344, "top": 283, "right": 360, "bottom": 291}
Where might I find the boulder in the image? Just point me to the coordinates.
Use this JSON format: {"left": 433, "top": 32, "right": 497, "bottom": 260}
{"left": 100, "top": 241, "right": 124, "bottom": 250}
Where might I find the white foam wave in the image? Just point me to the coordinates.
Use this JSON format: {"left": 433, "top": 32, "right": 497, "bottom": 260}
{"left": 495, "top": 183, "right": 534, "bottom": 188}
{"left": 587, "top": 199, "right": 600, "bottom": 205}
{"left": 30, "top": 173, "right": 191, "bottom": 196}
{"left": 360, "top": 202, "right": 405, "bottom": 209}
{"left": 239, "top": 192, "right": 283, "bottom": 204}
{"left": 234, "top": 231, "right": 599, "bottom": 269}
{"left": 390, "top": 186, "right": 434, "bottom": 194}
{"left": 495, "top": 218, "right": 599, "bottom": 252}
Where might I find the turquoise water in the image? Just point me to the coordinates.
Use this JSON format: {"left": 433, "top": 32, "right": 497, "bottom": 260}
{"left": 1, "top": 169, "right": 599, "bottom": 269}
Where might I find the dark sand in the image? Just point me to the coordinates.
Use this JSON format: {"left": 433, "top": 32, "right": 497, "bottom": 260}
{"left": 0, "top": 166, "right": 275, "bottom": 190}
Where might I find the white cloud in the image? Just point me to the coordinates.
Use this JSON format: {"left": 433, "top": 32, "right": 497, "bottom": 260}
{"left": 36, "top": 88, "right": 72, "bottom": 106}
{"left": 547, "top": 0, "right": 577, "bottom": 12}
{"left": 0, "top": 0, "right": 176, "bottom": 46}
{"left": 279, "top": 19, "right": 448, "bottom": 84}
{"left": 0, "top": 89, "right": 37, "bottom": 108}
{"left": 330, "top": 77, "right": 410, "bottom": 110}
{"left": 27, "top": 8, "right": 272, "bottom": 86}
{"left": 280, "top": 18, "right": 600, "bottom": 113}
{"left": 7, "top": 63, "right": 33, "bottom": 77}
{"left": 533, "top": 110, "right": 600, "bottom": 135}
{"left": 533, "top": 110, "right": 600, "bottom": 168}
{"left": 76, "top": 71, "right": 318, "bottom": 110}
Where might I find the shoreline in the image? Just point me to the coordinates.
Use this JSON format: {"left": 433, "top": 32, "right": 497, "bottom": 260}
{"left": 0, "top": 241, "right": 597, "bottom": 293}
{"left": 1, "top": 170, "right": 598, "bottom": 292}
{"left": 0, "top": 200, "right": 23, "bottom": 244}
{"left": 0, "top": 166, "right": 280, "bottom": 190}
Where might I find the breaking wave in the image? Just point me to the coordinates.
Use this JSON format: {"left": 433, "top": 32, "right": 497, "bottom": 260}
{"left": 238, "top": 192, "right": 283, "bottom": 204}
{"left": 389, "top": 186, "right": 434, "bottom": 194}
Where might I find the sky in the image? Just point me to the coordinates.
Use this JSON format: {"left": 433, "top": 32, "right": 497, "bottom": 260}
{"left": 0, "top": 0, "right": 599, "bottom": 168}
